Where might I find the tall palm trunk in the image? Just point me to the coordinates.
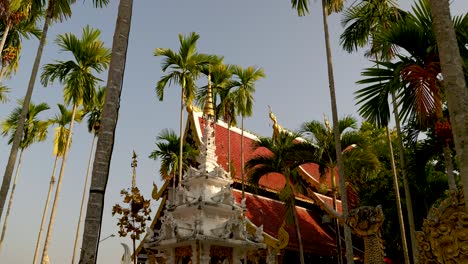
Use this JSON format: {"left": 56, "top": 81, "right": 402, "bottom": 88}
{"left": 241, "top": 116, "right": 245, "bottom": 198}
{"left": 80, "top": 1, "right": 133, "bottom": 262}
{"left": 390, "top": 92, "right": 418, "bottom": 263}
{"left": 331, "top": 169, "right": 343, "bottom": 264}
{"left": 33, "top": 155, "right": 59, "bottom": 264}
{"left": 227, "top": 116, "right": 231, "bottom": 174}
{"left": 0, "top": 148, "right": 23, "bottom": 253}
{"left": 320, "top": 0, "right": 354, "bottom": 263}
{"left": 0, "top": 0, "right": 55, "bottom": 220}
{"left": 41, "top": 103, "right": 77, "bottom": 263}
{"left": 292, "top": 203, "right": 305, "bottom": 264}
{"left": 178, "top": 90, "right": 184, "bottom": 187}
{"left": 71, "top": 135, "right": 96, "bottom": 264}
{"left": 0, "top": 20, "right": 12, "bottom": 63}
{"left": 443, "top": 142, "right": 456, "bottom": 190}
{"left": 428, "top": 0, "right": 468, "bottom": 208}
{"left": 386, "top": 127, "right": 410, "bottom": 264}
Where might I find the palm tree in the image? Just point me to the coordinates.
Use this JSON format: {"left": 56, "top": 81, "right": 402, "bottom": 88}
{"left": 428, "top": 0, "right": 468, "bottom": 208}
{"left": 39, "top": 26, "right": 110, "bottom": 263}
{"left": 0, "top": 13, "right": 42, "bottom": 81}
{"left": 80, "top": 1, "right": 134, "bottom": 262}
{"left": 32, "top": 103, "right": 82, "bottom": 264}
{"left": 0, "top": 0, "right": 108, "bottom": 228}
{"left": 245, "top": 131, "right": 319, "bottom": 264}
{"left": 340, "top": 1, "right": 412, "bottom": 262}
{"left": 0, "top": 101, "right": 49, "bottom": 253}
{"left": 71, "top": 86, "right": 105, "bottom": 264}
{"left": 154, "top": 32, "right": 213, "bottom": 187}
{"left": 300, "top": 116, "right": 378, "bottom": 263}
{"left": 231, "top": 65, "right": 265, "bottom": 198}
{"left": 288, "top": 0, "right": 354, "bottom": 261}
{"left": 0, "top": 85, "right": 9, "bottom": 103}
{"left": 149, "top": 129, "right": 198, "bottom": 201}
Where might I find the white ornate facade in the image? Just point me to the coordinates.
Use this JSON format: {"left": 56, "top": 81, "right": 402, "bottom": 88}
{"left": 143, "top": 114, "right": 265, "bottom": 264}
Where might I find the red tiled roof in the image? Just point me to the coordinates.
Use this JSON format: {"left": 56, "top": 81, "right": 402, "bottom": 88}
{"left": 233, "top": 190, "right": 337, "bottom": 255}
{"left": 195, "top": 115, "right": 345, "bottom": 211}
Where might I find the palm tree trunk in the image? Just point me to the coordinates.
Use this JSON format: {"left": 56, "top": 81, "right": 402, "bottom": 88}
{"left": 33, "top": 154, "right": 59, "bottom": 264}
{"left": 71, "top": 135, "right": 97, "bottom": 264}
{"left": 0, "top": 20, "right": 12, "bottom": 61}
{"left": 386, "top": 127, "right": 410, "bottom": 264}
{"left": 428, "top": 0, "right": 468, "bottom": 207}
{"left": 320, "top": 0, "right": 354, "bottom": 263}
{"left": 241, "top": 116, "right": 245, "bottom": 199}
{"left": 331, "top": 170, "right": 343, "bottom": 264}
{"left": 0, "top": 0, "right": 55, "bottom": 220}
{"left": 443, "top": 142, "right": 456, "bottom": 191}
{"left": 390, "top": 92, "right": 418, "bottom": 263}
{"left": 0, "top": 148, "right": 23, "bottom": 253}
{"left": 79, "top": 1, "right": 133, "bottom": 262}
{"left": 178, "top": 90, "right": 184, "bottom": 187}
{"left": 292, "top": 204, "right": 305, "bottom": 264}
{"left": 41, "top": 103, "right": 77, "bottom": 263}
{"left": 227, "top": 117, "right": 231, "bottom": 174}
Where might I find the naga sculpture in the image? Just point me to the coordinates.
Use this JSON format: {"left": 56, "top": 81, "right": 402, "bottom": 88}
{"left": 346, "top": 206, "right": 385, "bottom": 264}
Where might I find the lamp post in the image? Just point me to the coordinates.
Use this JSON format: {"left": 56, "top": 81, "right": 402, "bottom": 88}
{"left": 99, "top": 234, "right": 115, "bottom": 243}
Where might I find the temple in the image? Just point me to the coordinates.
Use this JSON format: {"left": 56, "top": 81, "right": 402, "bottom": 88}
{"left": 136, "top": 93, "right": 360, "bottom": 263}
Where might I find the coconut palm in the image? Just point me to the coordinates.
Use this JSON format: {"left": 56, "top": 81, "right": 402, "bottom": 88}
{"left": 288, "top": 0, "right": 354, "bottom": 261}
{"left": 154, "top": 32, "right": 213, "bottom": 187}
{"left": 80, "top": 2, "right": 133, "bottom": 261}
{"left": 340, "top": 1, "right": 413, "bottom": 262}
{"left": 32, "top": 103, "right": 82, "bottom": 264}
{"left": 0, "top": 0, "right": 108, "bottom": 228}
{"left": 231, "top": 65, "right": 265, "bottom": 198}
{"left": 39, "top": 26, "right": 110, "bottom": 263}
{"left": 428, "top": 0, "right": 468, "bottom": 208}
{"left": 149, "top": 129, "right": 198, "bottom": 201}
{"left": 245, "top": 131, "right": 320, "bottom": 264}
{"left": 0, "top": 101, "right": 49, "bottom": 253}
{"left": 71, "top": 86, "right": 105, "bottom": 264}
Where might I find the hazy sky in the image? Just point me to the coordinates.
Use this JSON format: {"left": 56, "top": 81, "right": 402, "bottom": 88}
{"left": 0, "top": 1, "right": 467, "bottom": 263}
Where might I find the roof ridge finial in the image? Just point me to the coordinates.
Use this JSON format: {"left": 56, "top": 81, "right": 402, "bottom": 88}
{"left": 268, "top": 105, "right": 281, "bottom": 139}
{"left": 203, "top": 73, "right": 215, "bottom": 118}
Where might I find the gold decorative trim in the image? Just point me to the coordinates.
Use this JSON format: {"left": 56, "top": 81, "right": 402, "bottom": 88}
{"left": 152, "top": 180, "right": 169, "bottom": 200}
{"left": 246, "top": 220, "right": 289, "bottom": 249}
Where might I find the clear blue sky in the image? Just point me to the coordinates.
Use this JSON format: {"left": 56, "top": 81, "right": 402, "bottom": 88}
{"left": 0, "top": 1, "right": 466, "bottom": 263}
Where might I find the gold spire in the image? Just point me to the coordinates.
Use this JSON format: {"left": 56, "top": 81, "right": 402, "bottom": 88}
{"left": 203, "top": 74, "right": 215, "bottom": 118}
{"left": 131, "top": 150, "right": 137, "bottom": 188}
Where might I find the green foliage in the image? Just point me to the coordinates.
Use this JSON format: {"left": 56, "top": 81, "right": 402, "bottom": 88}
{"left": 149, "top": 129, "right": 198, "bottom": 181}
{"left": 41, "top": 26, "right": 110, "bottom": 107}
{"left": 1, "top": 100, "right": 50, "bottom": 149}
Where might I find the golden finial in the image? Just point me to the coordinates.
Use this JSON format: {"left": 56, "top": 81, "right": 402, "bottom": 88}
{"left": 269, "top": 105, "right": 281, "bottom": 139}
{"left": 203, "top": 74, "right": 215, "bottom": 118}
{"left": 131, "top": 150, "right": 137, "bottom": 188}
{"left": 324, "top": 114, "right": 332, "bottom": 133}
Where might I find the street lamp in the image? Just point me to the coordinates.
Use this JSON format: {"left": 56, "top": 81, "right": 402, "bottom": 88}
{"left": 99, "top": 234, "right": 115, "bottom": 243}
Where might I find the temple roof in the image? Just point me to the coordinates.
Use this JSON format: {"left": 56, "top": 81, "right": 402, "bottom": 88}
{"left": 232, "top": 190, "right": 337, "bottom": 255}
{"left": 189, "top": 111, "right": 345, "bottom": 211}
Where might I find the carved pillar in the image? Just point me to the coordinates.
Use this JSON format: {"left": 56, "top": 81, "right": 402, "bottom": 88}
{"left": 200, "top": 243, "right": 211, "bottom": 264}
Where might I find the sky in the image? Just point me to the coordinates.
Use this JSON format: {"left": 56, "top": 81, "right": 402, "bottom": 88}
{"left": 0, "top": 0, "right": 467, "bottom": 263}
